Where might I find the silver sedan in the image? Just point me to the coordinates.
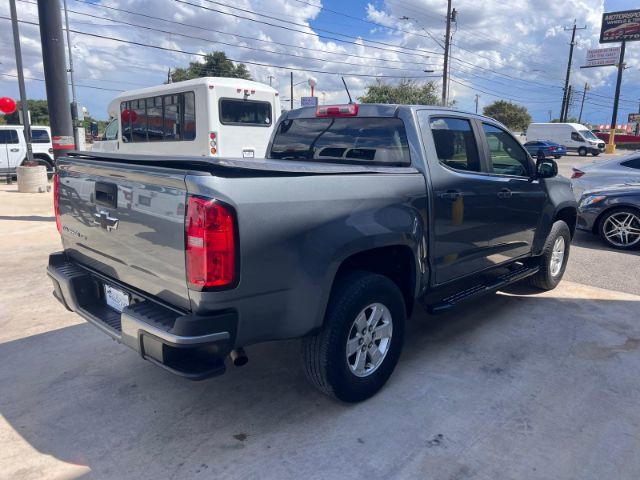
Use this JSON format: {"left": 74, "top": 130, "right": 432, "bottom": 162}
{"left": 571, "top": 153, "right": 640, "bottom": 200}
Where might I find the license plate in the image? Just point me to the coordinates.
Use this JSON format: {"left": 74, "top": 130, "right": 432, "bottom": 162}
{"left": 104, "top": 284, "right": 130, "bottom": 313}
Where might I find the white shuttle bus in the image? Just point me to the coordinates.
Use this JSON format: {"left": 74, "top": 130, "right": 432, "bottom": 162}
{"left": 93, "top": 77, "right": 281, "bottom": 159}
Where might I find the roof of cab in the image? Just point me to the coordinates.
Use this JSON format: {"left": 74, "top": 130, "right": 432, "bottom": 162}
{"left": 107, "top": 77, "right": 277, "bottom": 117}
{"left": 284, "top": 103, "right": 500, "bottom": 123}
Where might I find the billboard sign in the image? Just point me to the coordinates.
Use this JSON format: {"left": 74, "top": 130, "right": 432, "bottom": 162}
{"left": 600, "top": 9, "right": 640, "bottom": 43}
{"left": 301, "top": 96, "right": 318, "bottom": 107}
{"left": 582, "top": 47, "right": 620, "bottom": 68}
{"left": 628, "top": 113, "right": 640, "bottom": 123}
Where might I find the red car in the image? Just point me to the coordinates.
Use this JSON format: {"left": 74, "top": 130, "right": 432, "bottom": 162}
{"left": 603, "top": 22, "right": 640, "bottom": 40}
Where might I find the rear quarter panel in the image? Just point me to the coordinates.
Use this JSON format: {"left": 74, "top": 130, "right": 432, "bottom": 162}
{"left": 185, "top": 172, "right": 427, "bottom": 346}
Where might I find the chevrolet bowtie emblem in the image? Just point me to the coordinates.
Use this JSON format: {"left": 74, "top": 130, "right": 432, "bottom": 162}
{"left": 94, "top": 210, "right": 119, "bottom": 231}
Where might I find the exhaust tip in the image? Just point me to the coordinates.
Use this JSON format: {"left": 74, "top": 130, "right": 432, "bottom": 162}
{"left": 229, "top": 347, "right": 248, "bottom": 367}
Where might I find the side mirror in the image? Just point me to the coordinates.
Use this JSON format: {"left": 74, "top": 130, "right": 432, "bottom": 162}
{"left": 536, "top": 158, "right": 558, "bottom": 178}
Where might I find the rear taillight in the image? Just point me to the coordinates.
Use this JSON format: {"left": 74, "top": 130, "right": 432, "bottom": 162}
{"left": 316, "top": 104, "right": 359, "bottom": 117}
{"left": 185, "top": 196, "right": 237, "bottom": 289}
{"left": 53, "top": 173, "right": 61, "bottom": 234}
{"left": 209, "top": 131, "right": 218, "bottom": 155}
{"left": 571, "top": 169, "right": 585, "bottom": 179}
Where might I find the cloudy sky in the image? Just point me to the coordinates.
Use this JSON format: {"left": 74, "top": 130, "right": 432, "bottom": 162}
{"left": 0, "top": 0, "right": 638, "bottom": 125}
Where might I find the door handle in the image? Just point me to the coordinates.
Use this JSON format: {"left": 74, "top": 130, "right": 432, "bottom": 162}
{"left": 10, "top": 148, "right": 20, "bottom": 152}
{"left": 438, "top": 190, "right": 462, "bottom": 200}
{"left": 497, "top": 188, "right": 512, "bottom": 199}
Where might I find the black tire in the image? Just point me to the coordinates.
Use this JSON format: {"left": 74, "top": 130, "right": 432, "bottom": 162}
{"left": 302, "top": 271, "right": 406, "bottom": 402}
{"left": 598, "top": 207, "right": 640, "bottom": 250}
{"left": 592, "top": 151, "right": 600, "bottom": 157}
{"left": 529, "top": 220, "right": 571, "bottom": 291}
{"left": 578, "top": 147, "right": 587, "bottom": 157}
{"left": 554, "top": 155, "right": 562, "bottom": 159}
{"left": 537, "top": 151, "right": 545, "bottom": 161}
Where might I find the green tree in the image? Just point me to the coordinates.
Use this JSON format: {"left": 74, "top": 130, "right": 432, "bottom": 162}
{"left": 358, "top": 79, "right": 440, "bottom": 105}
{"left": 4, "top": 99, "right": 49, "bottom": 125}
{"left": 170, "top": 51, "right": 252, "bottom": 82}
{"left": 483, "top": 100, "right": 532, "bottom": 131}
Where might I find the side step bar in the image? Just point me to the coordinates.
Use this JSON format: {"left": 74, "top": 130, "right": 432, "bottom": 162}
{"left": 428, "top": 265, "right": 539, "bottom": 314}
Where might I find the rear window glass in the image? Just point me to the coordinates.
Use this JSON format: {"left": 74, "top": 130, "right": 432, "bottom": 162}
{"left": 269, "top": 117, "right": 411, "bottom": 166}
{"left": 31, "top": 129, "right": 50, "bottom": 143}
{"left": 219, "top": 99, "right": 272, "bottom": 126}
{"left": 622, "top": 157, "right": 640, "bottom": 170}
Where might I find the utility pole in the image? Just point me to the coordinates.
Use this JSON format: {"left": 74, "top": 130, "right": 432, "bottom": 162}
{"left": 9, "top": 0, "right": 32, "bottom": 184}
{"left": 167, "top": 68, "right": 172, "bottom": 84}
{"left": 548, "top": 110, "right": 552, "bottom": 122}
{"left": 578, "top": 82, "right": 589, "bottom": 123}
{"left": 474, "top": 94, "right": 479, "bottom": 114}
{"left": 606, "top": 40, "right": 626, "bottom": 154}
{"left": 636, "top": 99, "right": 640, "bottom": 136}
{"left": 442, "top": 0, "right": 453, "bottom": 106}
{"left": 38, "top": 0, "right": 74, "bottom": 160}
{"left": 268, "top": 75, "right": 275, "bottom": 87}
{"left": 9, "top": 0, "right": 33, "bottom": 167}
{"left": 563, "top": 85, "right": 573, "bottom": 121}
{"left": 560, "top": 20, "right": 586, "bottom": 122}
{"left": 62, "top": 0, "right": 78, "bottom": 149}
{"left": 290, "top": 72, "right": 293, "bottom": 110}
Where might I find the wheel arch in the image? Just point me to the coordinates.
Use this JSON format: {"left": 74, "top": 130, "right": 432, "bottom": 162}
{"left": 331, "top": 244, "right": 419, "bottom": 318}
{"left": 554, "top": 206, "right": 577, "bottom": 238}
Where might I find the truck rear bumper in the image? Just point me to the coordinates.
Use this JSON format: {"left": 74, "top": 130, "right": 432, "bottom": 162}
{"left": 47, "top": 252, "right": 236, "bottom": 380}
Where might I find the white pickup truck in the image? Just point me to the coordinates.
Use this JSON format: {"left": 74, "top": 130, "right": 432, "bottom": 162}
{"left": 0, "top": 125, "right": 55, "bottom": 176}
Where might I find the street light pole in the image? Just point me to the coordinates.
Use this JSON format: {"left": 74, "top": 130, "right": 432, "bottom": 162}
{"left": 9, "top": 0, "right": 33, "bottom": 179}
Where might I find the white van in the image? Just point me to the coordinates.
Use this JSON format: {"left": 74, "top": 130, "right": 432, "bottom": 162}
{"left": 92, "top": 77, "right": 281, "bottom": 159}
{"left": 0, "top": 125, "right": 55, "bottom": 175}
{"left": 526, "top": 123, "right": 605, "bottom": 157}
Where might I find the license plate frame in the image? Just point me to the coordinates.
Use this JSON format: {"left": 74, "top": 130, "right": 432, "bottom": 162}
{"left": 104, "top": 284, "right": 130, "bottom": 313}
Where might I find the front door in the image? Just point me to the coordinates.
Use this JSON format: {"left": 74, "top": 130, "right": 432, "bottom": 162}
{"left": 478, "top": 122, "right": 547, "bottom": 262}
{"left": 417, "top": 113, "right": 501, "bottom": 284}
{"left": 0, "top": 129, "right": 22, "bottom": 173}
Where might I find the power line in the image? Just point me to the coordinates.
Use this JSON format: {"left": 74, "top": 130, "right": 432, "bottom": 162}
{"left": 0, "top": 16, "right": 440, "bottom": 79}
{"left": 61, "top": 0, "right": 433, "bottom": 67}
{"left": 1, "top": 72, "right": 123, "bottom": 92}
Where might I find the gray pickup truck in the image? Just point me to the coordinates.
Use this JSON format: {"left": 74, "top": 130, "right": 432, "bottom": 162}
{"left": 48, "top": 104, "right": 577, "bottom": 402}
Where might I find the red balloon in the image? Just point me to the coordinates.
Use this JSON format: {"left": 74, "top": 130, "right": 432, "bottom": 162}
{"left": 0, "top": 97, "right": 17, "bottom": 114}
{"left": 121, "top": 109, "right": 138, "bottom": 123}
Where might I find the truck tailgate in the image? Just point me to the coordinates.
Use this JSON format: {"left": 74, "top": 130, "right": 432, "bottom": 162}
{"left": 57, "top": 158, "right": 192, "bottom": 310}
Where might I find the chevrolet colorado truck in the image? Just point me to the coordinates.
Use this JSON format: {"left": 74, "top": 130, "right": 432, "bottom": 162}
{"left": 48, "top": 104, "right": 577, "bottom": 402}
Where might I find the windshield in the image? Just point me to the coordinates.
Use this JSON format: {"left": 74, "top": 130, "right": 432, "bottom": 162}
{"left": 579, "top": 129, "right": 598, "bottom": 141}
{"left": 269, "top": 117, "right": 411, "bottom": 166}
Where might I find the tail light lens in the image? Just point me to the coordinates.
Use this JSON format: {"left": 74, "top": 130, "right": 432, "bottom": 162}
{"left": 53, "top": 173, "right": 61, "bottom": 234}
{"left": 185, "top": 196, "right": 237, "bottom": 289}
{"left": 571, "top": 169, "right": 585, "bottom": 179}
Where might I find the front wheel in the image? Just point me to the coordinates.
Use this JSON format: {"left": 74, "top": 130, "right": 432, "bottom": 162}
{"left": 578, "top": 147, "right": 587, "bottom": 157}
{"left": 592, "top": 151, "right": 600, "bottom": 157}
{"left": 529, "top": 220, "right": 571, "bottom": 291}
{"left": 598, "top": 208, "right": 640, "bottom": 250}
{"left": 302, "top": 271, "right": 406, "bottom": 402}
{"left": 554, "top": 155, "right": 562, "bottom": 159}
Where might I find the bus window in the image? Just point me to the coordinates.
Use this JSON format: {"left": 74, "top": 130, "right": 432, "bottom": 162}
{"left": 184, "top": 92, "right": 196, "bottom": 140}
{"left": 219, "top": 99, "right": 272, "bottom": 126}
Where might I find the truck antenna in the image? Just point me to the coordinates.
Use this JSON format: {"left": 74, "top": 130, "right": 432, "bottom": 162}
{"left": 342, "top": 77, "right": 353, "bottom": 104}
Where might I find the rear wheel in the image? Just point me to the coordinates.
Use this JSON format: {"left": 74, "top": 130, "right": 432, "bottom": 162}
{"left": 592, "top": 151, "right": 600, "bottom": 156}
{"left": 537, "top": 151, "right": 545, "bottom": 161}
{"left": 302, "top": 271, "right": 405, "bottom": 402}
{"left": 529, "top": 220, "right": 571, "bottom": 291}
{"left": 598, "top": 208, "right": 640, "bottom": 250}
{"left": 578, "top": 147, "right": 587, "bottom": 157}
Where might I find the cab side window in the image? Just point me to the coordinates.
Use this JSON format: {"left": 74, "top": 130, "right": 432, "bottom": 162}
{"left": 0, "top": 129, "right": 19, "bottom": 144}
{"left": 482, "top": 124, "right": 530, "bottom": 177}
{"left": 571, "top": 132, "right": 583, "bottom": 142}
{"left": 429, "top": 117, "right": 481, "bottom": 172}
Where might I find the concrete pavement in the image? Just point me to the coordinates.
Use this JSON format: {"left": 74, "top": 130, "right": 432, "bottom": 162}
{"left": 1, "top": 184, "right": 640, "bottom": 480}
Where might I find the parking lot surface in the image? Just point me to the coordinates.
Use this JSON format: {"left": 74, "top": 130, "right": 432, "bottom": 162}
{"left": 1, "top": 169, "right": 639, "bottom": 479}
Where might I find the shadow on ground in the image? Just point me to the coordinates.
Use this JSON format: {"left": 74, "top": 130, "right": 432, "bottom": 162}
{"left": 2, "top": 291, "right": 640, "bottom": 479}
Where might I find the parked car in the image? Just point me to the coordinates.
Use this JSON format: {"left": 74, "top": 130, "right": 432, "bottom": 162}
{"left": 524, "top": 140, "right": 567, "bottom": 160}
{"left": 571, "top": 153, "right": 640, "bottom": 200}
{"left": 48, "top": 104, "right": 577, "bottom": 402}
{"left": 92, "top": 77, "right": 281, "bottom": 159}
{"left": 0, "top": 125, "right": 55, "bottom": 176}
{"left": 577, "top": 183, "right": 640, "bottom": 250}
{"left": 527, "top": 123, "right": 605, "bottom": 156}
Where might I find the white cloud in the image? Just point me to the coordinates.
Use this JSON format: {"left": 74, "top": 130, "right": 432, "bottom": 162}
{"left": 0, "top": 0, "right": 637, "bottom": 124}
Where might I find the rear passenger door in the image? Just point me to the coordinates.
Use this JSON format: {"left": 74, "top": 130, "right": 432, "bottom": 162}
{"left": 417, "top": 113, "right": 503, "bottom": 284}
{"left": 478, "top": 123, "right": 547, "bottom": 261}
